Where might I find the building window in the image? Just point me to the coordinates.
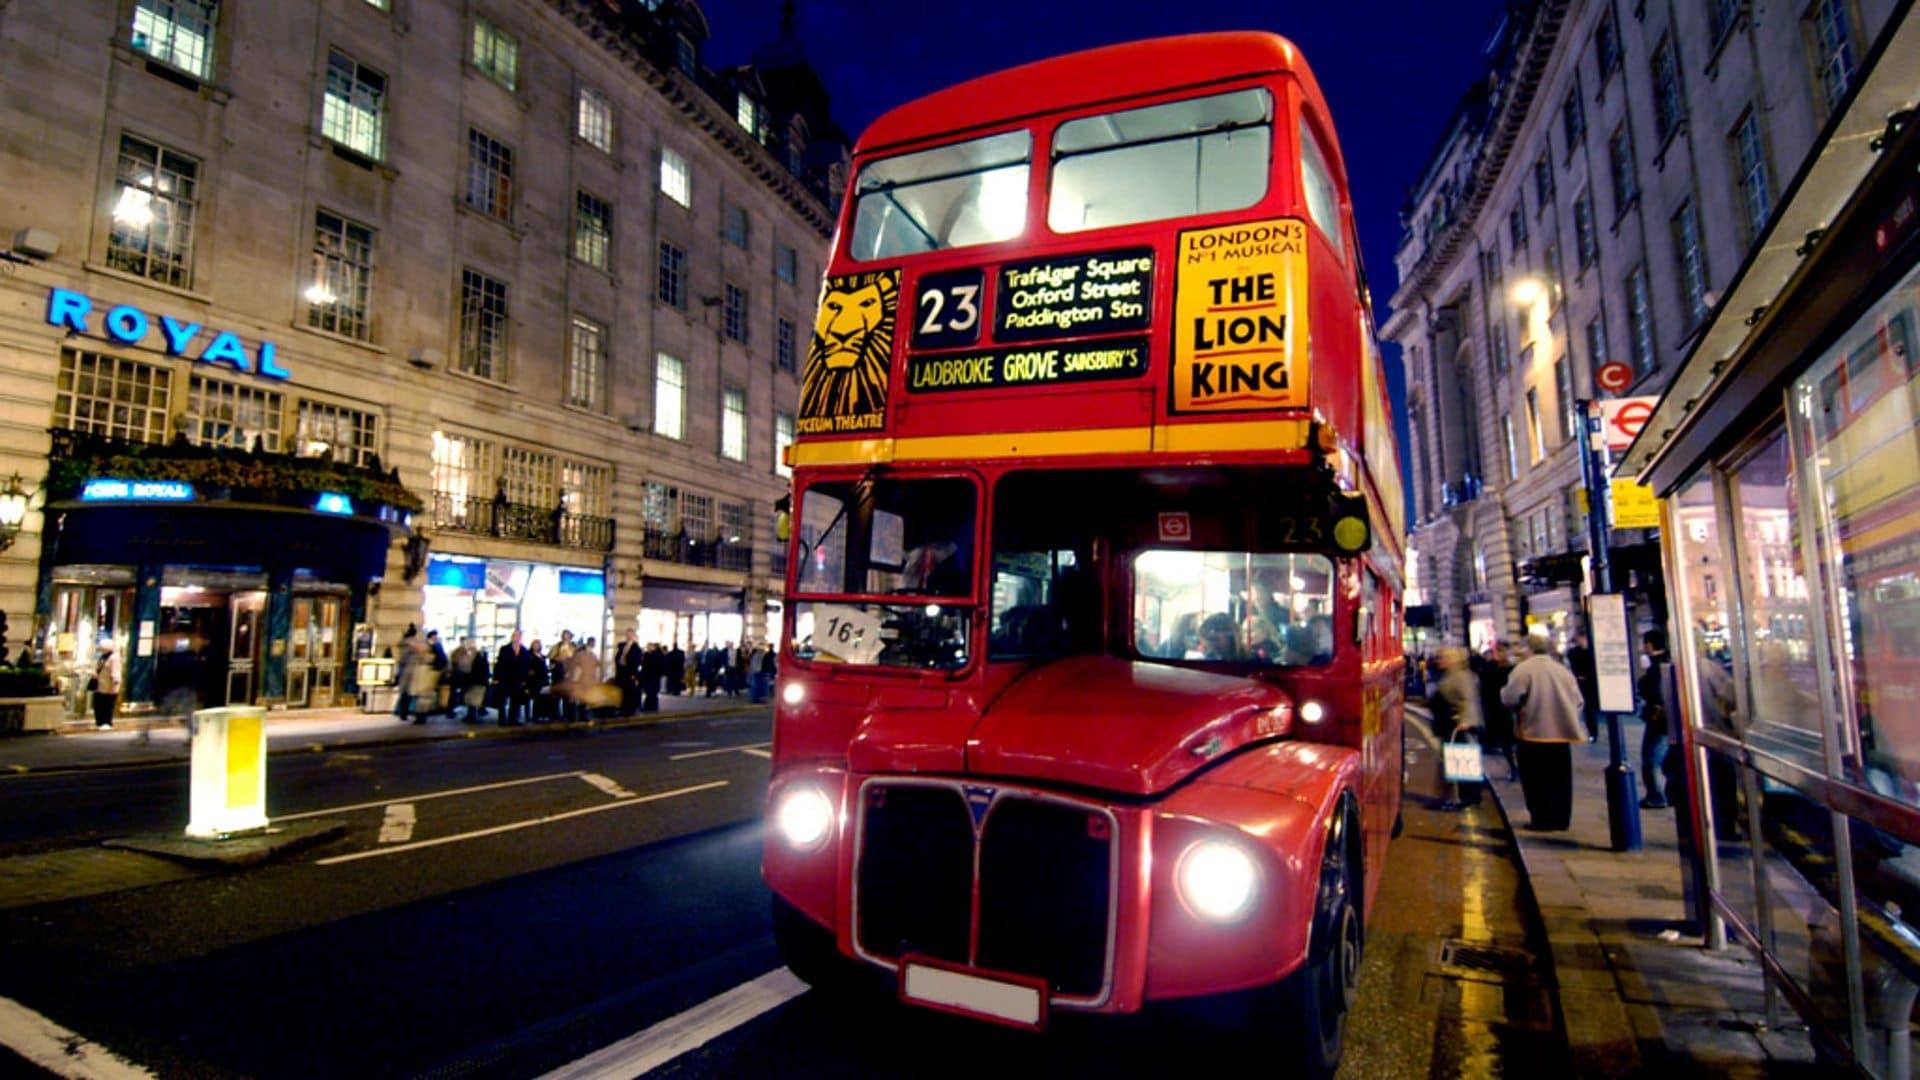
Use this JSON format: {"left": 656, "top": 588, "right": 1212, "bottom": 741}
{"left": 131, "top": 0, "right": 216, "bottom": 79}
{"left": 654, "top": 353, "right": 684, "bottom": 439}
{"left": 1561, "top": 86, "right": 1585, "bottom": 150}
{"left": 1710, "top": 0, "right": 1740, "bottom": 41}
{"left": 1595, "top": 5, "right": 1622, "bottom": 78}
{"left": 464, "top": 128, "right": 514, "bottom": 220}
{"left": 657, "top": 241, "right": 686, "bottom": 310}
{"left": 567, "top": 315, "right": 606, "bottom": 411}
{"left": 1731, "top": 109, "right": 1773, "bottom": 244}
{"left": 562, "top": 460, "right": 612, "bottom": 520}
{"left": 500, "top": 445, "right": 555, "bottom": 508}
{"left": 681, "top": 492, "right": 715, "bottom": 545}
{"left": 1573, "top": 190, "right": 1597, "bottom": 270}
{"left": 725, "top": 203, "right": 750, "bottom": 249}
{"left": 458, "top": 268, "right": 509, "bottom": 381}
{"left": 722, "top": 387, "right": 746, "bottom": 461}
{"left": 642, "top": 481, "right": 674, "bottom": 534}
{"left": 574, "top": 190, "right": 611, "bottom": 270}
{"left": 1554, "top": 354, "right": 1575, "bottom": 444}
{"left": 470, "top": 16, "right": 518, "bottom": 92}
{"left": 1608, "top": 124, "right": 1637, "bottom": 216}
{"left": 660, "top": 147, "right": 690, "bottom": 208}
{"left": 1671, "top": 198, "right": 1711, "bottom": 327}
{"left": 776, "top": 244, "right": 798, "bottom": 285}
{"left": 1525, "top": 387, "right": 1545, "bottom": 464}
{"left": 775, "top": 410, "right": 794, "bottom": 478}
{"left": 1502, "top": 414, "right": 1519, "bottom": 481}
{"left": 107, "top": 133, "right": 198, "bottom": 287}
{"left": 720, "top": 501, "right": 748, "bottom": 546}
{"left": 674, "top": 33, "right": 698, "bottom": 76}
{"left": 54, "top": 350, "right": 171, "bottom": 443}
{"left": 430, "top": 430, "right": 498, "bottom": 524}
{"left": 1806, "top": 0, "right": 1857, "bottom": 113}
{"left": 307, "top": 209, "right": 375, "bottom": 341}
{"left": 737, "top": 94, "right": 762, "bottom": 140}
{"left": 1651, "top": 36, "right": 1684, "bottom": 143}
{"left": 1586, "top": 314, "right": 1610, "bottom": 374}
{"left": 364, "top": 0, "right": 389, "bottom": 10}
{"left": 1508, "top": 204, "right": 1527, "bottom": 253}
{"left": 1533, "top": 154, "right": 1553, "bottom": 209}
{"left": 187, "top": 376, "right": 282, "bottom": 451}
{"left": 1625, "top": 264, "right": 1656, "bottom": 377}
{"left": 1544, "top": 242, "right": 1564, "bottom": 311}
{"left": 724, "top": 283, "right": 748, "bottom": 343}
{"left": 296, "top": 400, "right": 377, "bottom": 466}
{"left": 777, "top": 318, "right": 796, "bottom": 373}
{"left": 576, "top": 86, "right": 614, "bottom": 154}
{"left": 1491, "top": 319, "right": 1510, "bottom": 375}
{"left": 1480, "top": 245, "right": 1502, "bottom": 287}
{"left": 322, "top": 49, "right": 386, "bottom": 160}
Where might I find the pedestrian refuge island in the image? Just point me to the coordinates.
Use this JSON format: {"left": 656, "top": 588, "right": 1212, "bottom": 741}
{"left": 186, "top": 706, "right": 269, "bottom": 839}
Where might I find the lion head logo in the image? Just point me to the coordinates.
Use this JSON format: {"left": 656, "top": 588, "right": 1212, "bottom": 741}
{"left": 803, "top": 269, "right": 898, "bottom": 427}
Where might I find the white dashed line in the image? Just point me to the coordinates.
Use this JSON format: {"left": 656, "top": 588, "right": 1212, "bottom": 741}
{"left": 313, "top": 780, "right": 729, "bottom": 866}
{"left": 737, "top": 747, "right": 772, "bottom": 759}
{"left": 0, "top": 995, "right": 154, "bottom": 1078}
{"left": 579, "top": 772, "right": 635, "bottom": 799}
{"left": 377, "top": 803, "right": 416, "bottom": 844}
{"left": 273, "top": 771, "right": 587, "bottom": 821}
{"left": 668, "top": 742, "right": 772, "bottom": 761}
{"left": 539, "top": 968, "right": 806, "bottom": 1080}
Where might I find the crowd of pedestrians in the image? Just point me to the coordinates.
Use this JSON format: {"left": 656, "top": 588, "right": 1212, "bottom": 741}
{"left": 389, "top": 625, "right": 778, "bottom": 727}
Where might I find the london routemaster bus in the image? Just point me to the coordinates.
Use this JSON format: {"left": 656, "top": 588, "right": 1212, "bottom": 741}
{"left": 763, "top": 32, "right": 1406, "bottom": 1071}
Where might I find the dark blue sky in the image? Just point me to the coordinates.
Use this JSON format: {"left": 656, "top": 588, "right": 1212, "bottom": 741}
{"left": 702, "top": 2, "right": 1508, "bottom": 496}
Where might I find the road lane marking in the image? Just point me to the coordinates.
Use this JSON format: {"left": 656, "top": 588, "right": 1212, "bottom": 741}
{"left": 737, "top": 747, "right": 772, "bottom": 759}
{"left": 272, "top": 771, "right": 586, "bottom": 822}
{"left": 539, "top": 968, "right": 805, "bottom": 1080}
{"left": 669, "top": 742, "right": 771, "bottom": 761}
{"left": 1406, "top": 710, "right": 1441, "bottom": 750}
{"left": 579, "top": 773, "right": 635, "bottom": 799}
{"left": 313, "top": 781, "right": 730, "bottom": 866}
{"left": 377, "top": 804, "right": 416, "bottom": 844}
{"left": 0, "top": 994, "right": 154, "bottom": 1078}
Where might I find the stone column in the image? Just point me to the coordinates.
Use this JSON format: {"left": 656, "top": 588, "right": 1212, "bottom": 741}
{"left": 260, "top": 568, "right": 293, "bottom": 703}
{"left": 123, "top": 560, "right": 163, "bottom": 709}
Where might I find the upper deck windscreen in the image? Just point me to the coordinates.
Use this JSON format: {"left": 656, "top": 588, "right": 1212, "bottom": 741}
{"left": 850, "top": 131, "right": 1031, "bottom": 261}
{"left": 1049, "top": 88, "right": 1271, "bottom": 233}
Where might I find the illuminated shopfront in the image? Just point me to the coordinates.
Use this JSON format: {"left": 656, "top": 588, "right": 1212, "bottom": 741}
{"left": 422, "top": 554, "right": 608, "bottom": 656}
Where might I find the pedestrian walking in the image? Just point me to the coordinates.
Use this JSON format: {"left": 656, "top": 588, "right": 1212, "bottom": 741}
{"left": 528, "top": 640, "right": 553, "bottom": 721}
{"left": 1637, "top": 629, "right": 1675, "bottom": 809}
{"left": 1473, "top": 644, "right": 1517, "bottom": 777}
{"left": 1500, "top": 632, "right": 1589, "bottom": 831}
{"left": 403, "top": 636, "right": 438, "bottom": 724}
{"left": 749, "top": 643, "right": 773, "bottom": 703}
{"left": 1429, "top": 647, "right": 1484, "bottom": 809}
{"left": 90, "top": 643, "right": 121, "bottom": 730}
{"left": 1566, "top": 630, "right": 1600, "bottom": 744}
{"left": 640, "top": 643, "right": 665, "bottom": 712}
{"left": 666, "top": 643, "right": 687, "bottom": 696}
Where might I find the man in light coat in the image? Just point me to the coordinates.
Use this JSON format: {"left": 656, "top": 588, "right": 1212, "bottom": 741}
{"left": 1501, "top": 632, "right": 1588, "bottom": 830}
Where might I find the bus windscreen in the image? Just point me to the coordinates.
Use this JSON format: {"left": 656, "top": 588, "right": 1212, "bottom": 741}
{"left": 851, "top": 130, "right": 1031, "bottom": 261}
{"left": 1049, "top": 87, "right": 1271, "bottom": 233}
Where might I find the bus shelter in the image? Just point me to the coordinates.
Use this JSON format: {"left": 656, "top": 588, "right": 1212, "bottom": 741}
{"left": 1622, "top": 15, "right": 1920, "bottom": 1074}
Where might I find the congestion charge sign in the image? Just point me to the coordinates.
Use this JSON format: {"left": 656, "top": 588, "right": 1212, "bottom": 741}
{"left": 1171, "top": 218, "right": 1310, "bottom": 412}
{"left": 907, "top": 338, "right": 1149, "bottom": 393}
{"left": 993, "top": 249, "right": 1154, "bottom": 342}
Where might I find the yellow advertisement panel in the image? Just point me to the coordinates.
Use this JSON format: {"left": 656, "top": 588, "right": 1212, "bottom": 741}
{"left": 1610, "top": 477, "right": 1660, "bottom": 530}
{"left": 225, "top": 710, "right": 262, "bottom": 809}
{"left": 800, "top": 269, "right": 899, "bottom": 436}
{"left": 1171, "top": 218, "right": 1310, "bottom": 412}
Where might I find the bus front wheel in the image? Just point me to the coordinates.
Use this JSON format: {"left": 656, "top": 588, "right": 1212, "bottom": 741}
{"left": 1268, "top": 805, "right": 1361, "bottom": 1076}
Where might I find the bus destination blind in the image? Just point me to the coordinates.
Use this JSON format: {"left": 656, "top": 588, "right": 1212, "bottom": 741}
{"left": 907, "top": 337, "right": 1149, "bottom": 393}
{"left": 993, "top": 249, "right": 1153, "bottom": 342}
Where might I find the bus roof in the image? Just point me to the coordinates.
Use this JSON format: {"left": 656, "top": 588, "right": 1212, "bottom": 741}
{"left": 858, "top": 31, "right": 1328, "bottom": 155}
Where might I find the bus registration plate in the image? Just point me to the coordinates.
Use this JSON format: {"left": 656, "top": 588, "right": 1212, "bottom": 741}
{"left": 900, "top": 958, "right": 1048, "bottom": 1030}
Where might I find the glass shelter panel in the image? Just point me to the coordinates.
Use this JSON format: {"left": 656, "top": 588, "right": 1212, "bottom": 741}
{"left": 1729, "top": 432, "right": 1826, "bottom": 769}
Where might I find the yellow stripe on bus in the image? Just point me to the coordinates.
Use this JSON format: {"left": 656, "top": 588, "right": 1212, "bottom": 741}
{"left": 789, "top": 420, "right": 1314, "bottom": 467}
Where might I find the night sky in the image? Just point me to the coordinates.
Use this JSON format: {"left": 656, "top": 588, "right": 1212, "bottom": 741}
{"left": 701, "top": 1, "right": 1509, "bottom": 497}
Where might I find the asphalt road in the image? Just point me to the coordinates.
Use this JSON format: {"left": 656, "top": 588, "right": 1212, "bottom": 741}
{"left": 0, "top": 708, "right": 1565, "bottom": 1078}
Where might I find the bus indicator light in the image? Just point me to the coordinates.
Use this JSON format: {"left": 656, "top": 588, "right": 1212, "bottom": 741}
{"left": 1333, "top": 515, "right": 1370, "bottom": 553}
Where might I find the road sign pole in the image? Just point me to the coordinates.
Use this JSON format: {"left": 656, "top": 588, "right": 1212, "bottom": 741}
{"left": 1579, "top": 399, "right": 1642, "bottom": 852}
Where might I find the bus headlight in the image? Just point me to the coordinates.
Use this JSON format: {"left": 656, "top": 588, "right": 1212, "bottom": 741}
{"left": 775, "top": 786, "right": 834, "bottom": 851}
{"left": 1299, "top": 700, "right": 1325, "bottom": 724}
{"left": 781, "top": 681, "right": 805, "bottom": 706}
{"left": 1176, "top": 839, "right": 1259, "bottom": 922}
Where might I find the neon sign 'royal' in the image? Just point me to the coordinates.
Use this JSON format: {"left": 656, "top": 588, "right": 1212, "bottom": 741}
{"left": 45, "top": 287, "right": 290, "bottom": 380}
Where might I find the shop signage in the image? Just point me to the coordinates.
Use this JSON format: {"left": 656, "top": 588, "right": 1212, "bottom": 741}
{"left": 1595, "top": 361, "right": 1634, "bottom": 394}
{"left": 1609, "top": 477, "right": 1660, "bottom": 529}
{"left": 992, "top": 249, "right": 1153, "bottom": 342}
{"left": 1171, "top": 218, "right": 1309, "bottom": 413}
{"left": 80, "top": 478, "right": 195, "bottom": 501}
{"left": 1593, "top": 395, "right": 1657, "bottom": 452}
{"left": 313, "top": 492, "right": 354, "bottom": 515}
{"left": 905, "top": 338, "right": 1148, "bottom": 393}
{"left": 1589, "top": 592, "right": 1636, "bottom": 713}
{"left": 45, "top": 287, "right": 291, "bottom": 380}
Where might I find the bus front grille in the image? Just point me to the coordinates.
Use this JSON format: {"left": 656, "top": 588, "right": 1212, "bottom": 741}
{"left": 856, "top": 781, "right": 1114, "bottom": 1001}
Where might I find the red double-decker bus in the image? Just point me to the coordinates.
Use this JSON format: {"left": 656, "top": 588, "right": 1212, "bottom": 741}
{"left": 763, "top": 32, "right": 1405, "bottom": 1069}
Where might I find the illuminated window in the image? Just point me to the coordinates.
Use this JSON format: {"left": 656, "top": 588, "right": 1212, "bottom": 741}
{"left": 774, "top": 411, "right": 794, "bottom": 478}
{"left": 471, "top": 16, "right": 518, "bottom": 92}
{"left": 855, "top": 129, "right": 1030, "bottom": 257}
{"left": 187, "top": 376, "right": 282, "bottom": 451}
{"left": 131, "top": 0, "right": 216, "bottom": 79}
{"left": 1298, "top": 116, "right": 1343, "bottom": 259}
{"left": 502, "top": 445, "right": 555, "bottom": 508}
{"left": 430, "top": 431, "right": 498, "bottom": 526}
{"left": 296, "top": 400, "right": 377, "bottom": 466}
{"left": 722, "top": 387, "right": 746, "bottom": 461}
{"left": 737, "top": 94, "right": 762, "bottom": 140}
{"left": 107, "top": 134, "right": 198, "bottom": 287}
{"left": 307, "top": 209, "right": 375, "bottom": 341}
{"left": 567, "top": 316, "right": 606, "bottom": 411}
{"left": 660, "top": 147, "right": 690, "bottom": 208}
{"left": 323, "top": 49, "right": 386, "bottom": 159}
{"left": 654, "top": 353, "right": 684, "bottom": 439}
{"left": 576, "top": 86, "right": 614, "bottom": 153}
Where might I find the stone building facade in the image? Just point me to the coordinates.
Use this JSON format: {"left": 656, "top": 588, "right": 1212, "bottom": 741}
{"left": 0, "top": 0, "right": 840, "bottom": 716}
{"left": 1386, "top": 0, "right": 1898, "bottom": 651}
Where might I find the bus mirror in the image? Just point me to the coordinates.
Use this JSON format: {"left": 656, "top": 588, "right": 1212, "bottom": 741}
{"left": 1331, "top": 494, "right": 1370, "bottom": 555}
{"left": 775, "top": 510, "right": 791, "bottom": 543}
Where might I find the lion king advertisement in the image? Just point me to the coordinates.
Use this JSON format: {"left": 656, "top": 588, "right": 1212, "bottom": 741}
{"left": 800, "top": 269, "right": 899, "bottom": 434}
{"left": 1171, "top": 218, "right": 1310, "bottom": 413}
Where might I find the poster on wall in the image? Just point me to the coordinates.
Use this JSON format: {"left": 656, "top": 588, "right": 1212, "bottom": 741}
{"left": 800, "top": 268, "right": 899, "bottom": 436}
{"left": 1589, "top": 592, "right": 1636, "bottom": 714}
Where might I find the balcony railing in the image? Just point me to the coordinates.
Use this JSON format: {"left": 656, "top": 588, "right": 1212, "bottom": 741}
{"left": 643, "top": 525, "right": 752, "bottom": 571}
{"left": 1441, "top": 475, "right": 1484, "bottom": 508}
{"left": 432, "top": 492, "right": 614, "bottom": 552}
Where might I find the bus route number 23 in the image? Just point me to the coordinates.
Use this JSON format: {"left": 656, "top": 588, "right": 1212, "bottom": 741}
{"left": 913, "top": 269, "right": 985, "bottom": 350}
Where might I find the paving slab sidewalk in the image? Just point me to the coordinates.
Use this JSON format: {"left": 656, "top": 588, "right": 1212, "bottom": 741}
{"left": 0, "top": 692, "right": 766, "bottom": 775}
{"left": 1478, "top": 715, "right": 1820, "bottom": 1077}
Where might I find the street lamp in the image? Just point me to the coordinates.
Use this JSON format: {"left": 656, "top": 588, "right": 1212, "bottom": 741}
{"left": 0, "top": 474, "right": 29, "bottom": 552}
{"left": 1509, "top": 276, "right": 1545, "bottom": 307}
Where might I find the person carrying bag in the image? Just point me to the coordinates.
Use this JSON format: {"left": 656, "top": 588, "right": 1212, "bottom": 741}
{"left": 1432, "top": 647, "right": 1484, "bottom": 809}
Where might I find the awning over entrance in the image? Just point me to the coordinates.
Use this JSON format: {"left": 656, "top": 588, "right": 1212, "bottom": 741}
{"left": 49, "top": 503, "right": 392, "bottom": 582}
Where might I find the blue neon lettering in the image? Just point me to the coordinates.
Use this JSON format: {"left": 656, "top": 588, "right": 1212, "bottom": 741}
{"left": 257, "top": 340, "right": 289, "bottom": 380}
{"left": 46, "top": 288, "right": 91, "bottom": 332}
{"left": 159, "top": 316, "right": 202, "bottom": 356}
{"left": 105, "top": 305, "right": 149, "bottom": 344}
{"left": 198, "top": 331, "right": 251, "bottom": 373}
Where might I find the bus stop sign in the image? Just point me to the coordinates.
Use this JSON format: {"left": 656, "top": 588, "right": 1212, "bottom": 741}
{"left": 1593, "top": 396, "right": 1657, "bottom": 452}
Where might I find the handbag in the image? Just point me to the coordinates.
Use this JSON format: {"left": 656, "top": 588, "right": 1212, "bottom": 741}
{"left": 86, "top": 675, "right": 99, "bottom": 692}
{"left": 1443, "top": 730, "right": 1485, "bottom": 785}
